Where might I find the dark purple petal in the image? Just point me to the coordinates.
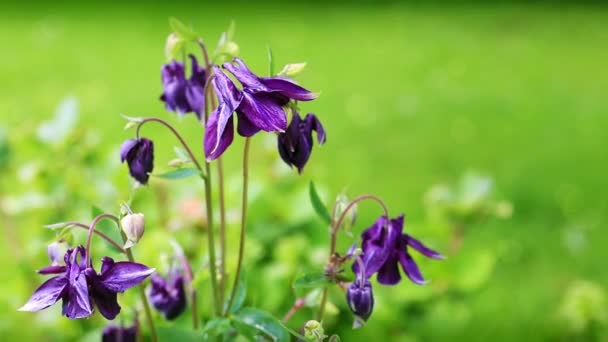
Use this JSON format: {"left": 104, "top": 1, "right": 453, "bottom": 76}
{"left": 87, "top": 269, "right": 121, "bottom": 320}
{"left": 223, "top": 58, "right": 264, "bottom": 89}
{"left": 121, "top": 138, "right": 154, "bottom": 184}
{"left": 185, "top": 83, "right": 205, "bottom": 119}
{"left": 398, "top": 250, "right": 426, "bottom": 285}
{"left": 37, "top": 265, "right": 66, "bottom": 275}
{"left": 18, "top": 276, "right": 68, "bottom": 312}
{"left": 188, "top": 54, "right": 206, "bottom": 87}
{"left": 101, "top": 256, "right": 115, "bottom": 274}
{"left": 405, "top": 235, "right": 445, "bottom": 260}
{"left": 148, "top": 273, "right": 186, "bottom": 320}
{"left": 204, "top": 106, "right": 234, "bottom": 161}
{"left": 390, "top": 214, "right": 405, "bottom": 235}
{"left": 62, "top": 273, "right": 93, "bottom": 319}
{"left": 100, "top": 261, "right": 155, "bottom": 292}
{"left": 346, "top": 279, "right": 374, "bottom": 323}
{"left": 376, "top": 251, "right": 401, "bottom": 285}
{"left": 236, "top": 111, "right": 261, "bottom": 137}
{"left": 237, "top": 92, "right": 287, "bottom": 133}
{"left": 212, "top": 66, "right": 242, "bottom": 109}
{"left": 261, "top": 77, "right": 319, "bottom": 101}
{"left": 120, "top": 139, "right": 138, "bottom": 163}
{"left": 103, "top": 323, "right": 137, "bottom": 342}
{"left": 160, "top": 61, "right": 192, "bottom": 115}
{"left": 305, "top": 113, "right": 326, "bottom": 144}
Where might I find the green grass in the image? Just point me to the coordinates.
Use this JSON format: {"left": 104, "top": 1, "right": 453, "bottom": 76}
{"left": 1, "top": 2, "right": 607, "bottom": 341}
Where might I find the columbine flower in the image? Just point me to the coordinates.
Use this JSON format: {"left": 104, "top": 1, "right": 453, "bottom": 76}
{"left": 354, "top": 214, "right": 444, "bottom": 285}
{"left": 102, "top": 321, "right": 137, "bottom": 342}
{"left": 346, "top": 278, "right": 374, "bottom": 328}
{"left": 148, "top": 271, "right": 186, "bottom": 320}
{"left": 160, "top": 55, "right": 207, "bottom": 119}
{"left": 204, "top": 58, "right": 318, "bottom": 160}
{"left": 19, "top": 246, "right": 154, "bottom": 320}
{"left": 277, "top": 112, "right": 325, "bottom": 173}
{"left": 120, "top": 138, "right": 154, "bottom": 185}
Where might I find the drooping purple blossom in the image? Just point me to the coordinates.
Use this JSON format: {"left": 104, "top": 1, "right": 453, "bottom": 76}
{"left": 354, "top": 215, "right": 444, "bottom": 285}
{"left": 346, "top": 278, "right": 374, "bottom": 328}
{"left": 277, "top": 112, "right": 325, "bottom": 173}
{"left": 204, "top": 58, "right": 318, "bottom": 161}
{"left": 120, "top": 138, "right": 154, "bottom": 185}
{"left": 19, "top": 246, "right": 154, "bottom": 320}
{"left": 148, "top": 271, "right": 186, "bottom": 320}
{"left": 160, "top": 55, "right": 207, "bottom": 119}
{"left": 102, "top": 321, "right": 138, "bottom": 342}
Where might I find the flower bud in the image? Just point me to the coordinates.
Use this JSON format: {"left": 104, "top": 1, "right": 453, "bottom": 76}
{"left": 165, "top": 32, "right": 185, "bottom": 60}
{"left": 121, "top": 213, "right": 145, "bottom": 249}
{"left": 346, "top": 279, "right": 374, "bottom": 328}
{"left": 304, "top": 320, "right": 327, "bottom": 341}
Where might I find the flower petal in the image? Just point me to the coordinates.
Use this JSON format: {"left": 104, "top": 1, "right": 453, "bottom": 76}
{"left": 88, "top": 270, "right": 121, "bottom": 320}
{"left": 120, "top": 139, "right": 138, "bottom": 163}
{"left": 204, "top": 106, "right": 234, "bottom": 161}
{"left": 405, "top": 235, "right": 444, "bottom": 260}
{"left": 18, "top": 276, "right": 68, "bottom": 312}
{"left": 261, "top": 77, "right": 319, "bottom": 101}
{"left": 223, "top": 58, "right": 264, "bottom": 89}
{"left": 236, "top": 111, "right": 261, "bottom": 137}
{"left": 237, "top": 92, "right": 287, "bottom": 133}
{"left": 62, "top": 273, "right": 93, "bottom": 319}
{"left": 38, "top": 265, "right": 67, "bottom": 275}
{"left": 398, "top": 250, "right": 426, "bottom": 285}
{"left": 100, "top": 261, "right": 155, "bottom": 292}
{"left": 305, "top": 113, "right": 326, "bottom": 144}
{"left": 376, "top": 251, "right": 401, "bottom": 285}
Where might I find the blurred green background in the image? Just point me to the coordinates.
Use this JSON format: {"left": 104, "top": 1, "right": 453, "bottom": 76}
{"left": 1, "top": 1, "right": 607, "bottom": 341}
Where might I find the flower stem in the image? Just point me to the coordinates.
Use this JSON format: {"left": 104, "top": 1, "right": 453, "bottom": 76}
{"left": 135, "top": 117, "right": 203, "bottom": 172}
{"left": 84, "top": 214, "right": 120, "bottom": 265}
{"left": 316, "top": 194, "right": 390, "bottom": 321}
{"left": 217, "top": 157, "right": 227, "bottom": 303}
{"left": 179, "top": 252, "right": 199, "bottom": 329}
{"left": 224, "top": 137, "right": 251, "bottom": 316}
{"left": 203, "top": 148, "right": 222, "bottom": 317}
{"left": 122, "top": 238, "right": 158, "bottom": 342}
{"left": 282, "top": 298, "right": 305, "bottom": 323}
{"left": 65, "top": 221, "right": 126, "bottom": 254}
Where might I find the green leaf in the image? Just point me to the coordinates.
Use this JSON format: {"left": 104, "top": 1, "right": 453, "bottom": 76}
{"left": 232, "top": 307, "right": 290, "bottom": 342}
{"left": 157, "top": 326, "right": 205, "bottom": 340}
{"left": 225, "top": 268, "right": 247, "bottom": 314}
{"left": 169, "top": 17, "right": 198, "bottom": 40}
{"left": 267, "top": 46, "right": 275, "bottom": 76}
{"left": 309, "top": 181, "right": 331, "bottom": 224}
{"left": 293, "top": 272, "right": 331, "bottom": 290}
{"left": 155, "top": 167, "right": 202, "bottom": 180}
{"left": 173, "top": 146, "right": 191, "bottom": 162}
{"left": 201, "top": 318, "right": 233, "bottom": 339}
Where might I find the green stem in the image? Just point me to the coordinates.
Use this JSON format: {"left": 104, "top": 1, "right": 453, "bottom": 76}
{"left": 217, "top": 157, "right": 227, "bottom": 303}
{"left": 122, "top": 237, "right": 158, "bottom": 342}
{"left": 135, "top": 117, "right": 203, "bottom": 172}
{"left": 224, "top": 137, "right": 251, "bottom": 315}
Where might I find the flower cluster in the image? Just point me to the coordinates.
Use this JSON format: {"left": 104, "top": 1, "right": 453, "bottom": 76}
{"left": 346, "top": 214, "right": 444, "bottom": 325}
{"left": 160, "top": 55, "right": 207, "bottom": 119}
{"left": 148, "top": 270, "right": 187, "bottom": 320}
{"left": 204, "top": 58, "right": 319, "bottom": 161}
{"left": 19, "top": 246, "right": 154, "bottom": 320}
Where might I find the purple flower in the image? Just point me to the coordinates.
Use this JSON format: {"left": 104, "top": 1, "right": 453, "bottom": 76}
{"left": 160, "top": 55, "right": 207, "bottom": 119}
{"left": 354, "top": 215, "right": 444, "bottom": 285}
{"left": 277, "top": 112, "right": 325, "bottom": 173}
{"left": 120, "top": 138, "right": 154, "bottom": 185}
{"left": 148, "top": 272, "right": 186, "bottom": 320}
{"left": 102, "top": 321, "right": 137, "bottom": 342}
{"left": 346, "top": 278, "right": 374, "bottom": 327}
{"left": 204, "top": 58, "right": 318, "bottom": 160}
{"left": 19, "top": 246, "right": 155, "bottom": 320}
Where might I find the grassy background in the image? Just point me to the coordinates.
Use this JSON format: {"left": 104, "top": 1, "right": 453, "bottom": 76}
{"left": 1, "top": 2, "right": 607, "bottom": 341}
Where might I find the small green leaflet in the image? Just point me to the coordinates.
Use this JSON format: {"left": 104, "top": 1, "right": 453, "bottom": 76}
{"left": 155, "top": 167, "right": 202, "bottom": 180}
{"left": 169, "top": 17, "right": 198, "bottom": 40}
{"left": 309, "top": 181, "right": 331, "bottom": 224}
{"left": 293, "top": 272, "right": 331, "bottom": 290}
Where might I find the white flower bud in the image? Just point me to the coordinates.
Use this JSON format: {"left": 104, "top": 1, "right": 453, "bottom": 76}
{"left": 121, "top": 213, "right": 145, "bottom": 249}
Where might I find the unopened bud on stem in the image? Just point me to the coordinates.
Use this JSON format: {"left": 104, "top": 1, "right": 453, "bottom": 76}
{"left": 121, "top": 213, "right": 145, "bottom": 249}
